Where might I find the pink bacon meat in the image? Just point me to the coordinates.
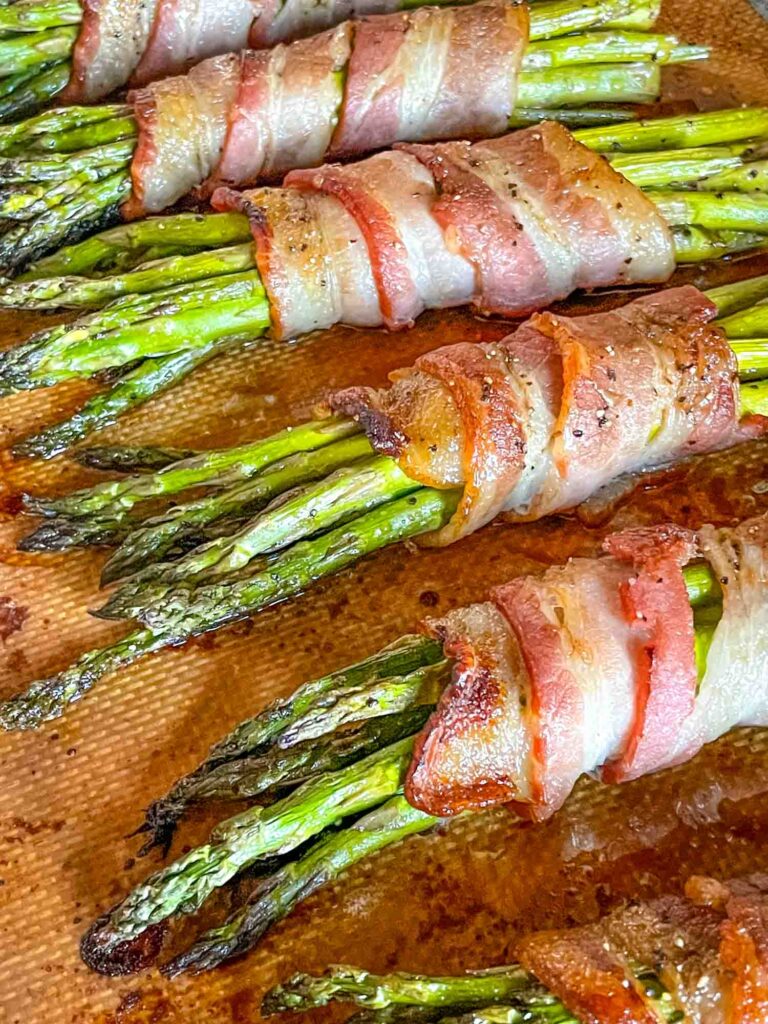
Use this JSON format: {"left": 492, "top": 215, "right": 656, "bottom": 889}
{"left": 127, "top": 1, "right": 529, "bottom": 216}
{"left": 331, "top": 286, "right": 762, "bottom": 543}
{"left": 402, "top": 513, "right": 768, "bottom": 822}
{"left": 64, "top": 0, "right": 404, "bottom": 103}
{"left": 213, "top": 121, "right": 674, "bottom": 337}
{"left": 516, "top": 873, "right": 768, "bottom": 1024}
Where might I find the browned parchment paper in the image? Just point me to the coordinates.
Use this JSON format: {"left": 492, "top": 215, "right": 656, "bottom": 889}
{"left": 2, "top": 2, "right": 768, "bottom": 1019}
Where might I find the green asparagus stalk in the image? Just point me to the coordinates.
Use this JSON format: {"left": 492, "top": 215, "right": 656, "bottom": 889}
{"left": 0, "top": 62, "right": 71, "bottom": 123}
{"left": 1, "top": 494, "right": 454, "bottom": 730}
{"left": 263, "top": 965, "right": 534, "bottom": 1014}
{"left": 20, "top": 212, "right": 251, "bottom": 279}
{"left": 652, "top": 190, "right": 768, "bottom": 233}
{"left": 205, "top": 634, "right": 444, "bottom": 762}
{"left": 102, "top": 490, "right": 461, "bottom": 641}
{"left": 160, "top": 796, "right": 441, "bottom": 977}
{"left": 0, "top": 628, "right": 160, "bottom": 730}
{"left": 0, "top": 25, "right": 78, "bottom": 76}
{"left": 75, "top": 445, "right": 199, "bottom": 473}
{"left": 672, "top": 226, "right": 768, "bottom": 263}
{"left": 26, "top": 418, "right": 361, "bottom": 518}
{"left": 0, "top": 243, "right": 256, "bottom": 308}
{"left": 98, "top": 456, "right": 421, "bottom": 620}
{"left": 98, "top": 435, "right": 376, "bottom": 580}
{"left": 11, "top": 341, "right": 241, "bottom": 461}
{"left": 0, "top": 0, "right": 82, "bottom": 32}
{"left": 81, "top": 738, "right": 418, "bottom": 960}
{"left": 140, "top": 704, "right": 436, "bottom": 855}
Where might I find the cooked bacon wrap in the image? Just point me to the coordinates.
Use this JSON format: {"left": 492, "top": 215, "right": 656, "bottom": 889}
{"left": 331, "top": 286, "right": 764, "bottom": 544}
{"left": 516, "top": 873, "right": 768, "bottom": 1024}
{"left": 213, "top": 121, "right": 674, "bottom": 336}
{"left": 403, "top": 513, "right": 768, "bottom": 822}
{"left": 126, "top": 1, "right": 528, "bottom": 216}
{"left": 63, "top": 0, "right": 404, "bottom": 103}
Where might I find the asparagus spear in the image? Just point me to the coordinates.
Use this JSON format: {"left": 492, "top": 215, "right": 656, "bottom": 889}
{"left": 25, "top": 418, "right": 361, "bottom": 518}
{"left": 141, "top": 705, "right": 436, "bottom": 855}
{"left": 0, "top": 628, "right": 161, "bottom": 730}
{"left": 99, "top": 435, "right": 375, "bottom": 579}
{"left": 98, "top": 456, "right": 421, "bottom": 620}
{"left": 1, "top": 494, "right": 455, "bottom": 730}
{"left": 263, "top": 965, "right": 534, "bottom": 1013}
{"left": 204, "top": 634, "right": 444, "bottom": 761}
{"left": 102, "top": 490, "right": 460, "bottom": 641}
{"left": 81, "top": 738, "right": 418, "bottom": 961}
{"left": 12, "top": 339, "right": 240, "bottom": 460}
{"left": 161, "top": 797, "right": 441, "bottom": 977}
{"left": 75, "top": 445, "right": 199, "bottom": 473}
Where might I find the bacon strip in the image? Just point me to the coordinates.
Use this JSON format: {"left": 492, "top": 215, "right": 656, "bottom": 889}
{"left": 130, "top": 0, "right": 256, "bottom": 87}
{"left": 212, "top": 27, "right": 352, "bottom": 192}
{"left": 518, "top": 886, "right": 732, "bottom": 1023}
{"left": 212, "top": 184, "right": 381, "bottom": 337}
{"left": 402, "top": 122, "right": 673, "bottom": 316}
{"left": 599, "top": 524, "right": 699, "bottom": 785}
{"left": 329, "top": 2, "right": 528, "bottom": 157}
{"left": 248, "top": 0, "right": 401, "bottom": 48}
{"left": 404, "top": 514, "right": 768, "bottom": 821}
{"left": 332, "top": 286, "right": 762, "bottom": 542}
{"left": 63, "top": 0, "right": 159, "bottom": 103}
{"left": 124, "top": 54, "right": 241, "bottom": 221}
{"left": 66, "top": 0, "right": 412, "bottom": 103}
{"left": 126, "top": 1, "right": 530, "bottom": 216}
{"left": 407, "top": 603, "right": 536, "bottom": 816}
{"left": 666, "top": 516, "right": 768, "bottom": 765}
{"left": 218, "top": 126, "right": 676, "bottom": 342}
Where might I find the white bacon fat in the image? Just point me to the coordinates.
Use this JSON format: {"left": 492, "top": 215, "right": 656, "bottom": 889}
{"left": 403, "top": 514, "right": 768, "bottom": 825}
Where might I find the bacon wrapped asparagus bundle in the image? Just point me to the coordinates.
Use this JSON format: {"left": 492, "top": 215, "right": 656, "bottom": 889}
{"left": 0, "top": 0, "right": 484, "bottom": 121}
{"left": 5, "top": 275, "right": 768, "bottom": 732}
{"left": 3, "top": 109, "right": 768, "bottom": 457}
{"left": 77, "top": 513, "right": 768, "bottom": 976}
{"left": 0, "top": 0, "right": 707, "bottom": 274}
{"left": 264, "top": 872, "right": 768, "bottom": 1024}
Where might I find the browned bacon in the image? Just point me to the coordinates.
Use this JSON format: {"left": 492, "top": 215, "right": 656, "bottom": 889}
{"left": 330, "top": 287, "right": 757, "bottom": 543}
{"left": 514, "top": 874, "right": 768, "bottom": 1023}
{"left": 401, "top": 514, "right": 768, "bottom": 823}
{"left": 127, "top": 1, "right": 532, "bottom": 216}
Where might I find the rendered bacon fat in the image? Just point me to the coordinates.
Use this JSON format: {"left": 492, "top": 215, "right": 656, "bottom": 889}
{"left": 214, "top": 121, "right": 674, "bottom": 337}
{"left": 516, "top": 873, "right": 768, "bottom": 1024}
{"left": 331, "top": 286, "right": 759, "bottom": 543}
{"left": 403, "top": 513, "right": 768, "bottom": 821}
{"left": 64, "top": 0, "right": 403, "bottom": 102}
{"left": 128, "top": 1, "right": 528, "bottom": 215}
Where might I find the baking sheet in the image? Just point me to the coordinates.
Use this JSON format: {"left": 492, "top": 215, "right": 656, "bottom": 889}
{"left": 2, "top": 1, "right": 768, "bottom": 1019}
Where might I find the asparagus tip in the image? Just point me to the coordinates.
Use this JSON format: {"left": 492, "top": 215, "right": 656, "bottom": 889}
{"left": 80, "top": 912, "right": 166, "bottom": 976}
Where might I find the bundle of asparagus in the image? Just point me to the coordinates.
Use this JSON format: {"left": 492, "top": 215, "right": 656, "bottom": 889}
{"left": 264, "top": 965, "right": 581, "bottom": 1024}
{"left": 2, "top": 109, "right": 768, "bottom": 459}
{"left": 3, "top": 273, "right": 768, "bottom": 736}
{"left": 0, "top": 0, "right": 708, "bottom": 280}
{"left": 76, "top": 512, "right": 767, "bottom": 977}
